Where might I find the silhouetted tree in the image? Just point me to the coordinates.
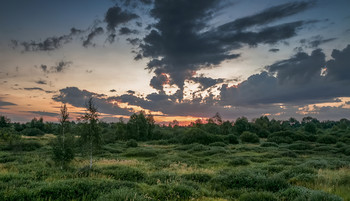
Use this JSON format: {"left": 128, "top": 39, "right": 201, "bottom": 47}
{"left": 0, "top": 115, "right": 11, "bottom": 128}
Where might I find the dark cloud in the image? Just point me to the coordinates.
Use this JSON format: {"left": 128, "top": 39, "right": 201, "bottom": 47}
{"left": 138, "top": 0, "right": 315, "bottom": 101}
{"left": 127, "top": 90, "right": 135, "bottom": 94}
{"left": 35, "top": 79, "right": 47, "bottom": 85}
{"left": 266, "top": 49, "right": 325, "bottom": 84}
{"left": 52, "top": 87, "right": 132, "bottom": 116}
{"left": 52, "top": 61, "right": 72, "bottom": 73}
{"left": 13, "top": 28, "right": 84, "bottom": 52}
{"left": 220, "top": 45, "right": 350, "bottom": 107}
{"left": 0, "top": 99, "right": 17, "bottom": 108}
{"left": 104, "top": 5, "right": 139, "bottom": 32}
{"left": 40, "top": 65, "right": 48, "bottom": 73}
{"left": 29, "top": 111, "right": 58, "bottom": 117}
{"left": 126, "top": 38, "right": 141, "bottom": 45}
{"left": 269, "top": 48, "right": 280, "bottom": 53}
{"left": 191, "top": 75, "right": 224, "bottom": 90}
{"left": 300, "top": 35, "right": 337, "bottom": 48}
{"left": 23, "top": 87, "right": 56, "bottom": 94}
{"left": 218, "top": 1, "right": 314, "bottom": 31}
{"left": 83, "top": 27, "right": 104, "bottom": 47}
{"left": 119, "top": 27, "right": 139, "bottom": 35}
{"left": 110, "top": 89, "right": 117, "bottom": 92}
{"left": 326, "top": 44, "right": 350, "bottom": 81}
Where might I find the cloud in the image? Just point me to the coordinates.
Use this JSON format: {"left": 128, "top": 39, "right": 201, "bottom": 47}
{"left": 126, "top": 38, "right": 141, "bottom": 45}
{"left": 0, "top": 99, "right": 17, "bottom": 108}
{"left": 138, "top": 0, "right": 316, "bottom": 101}
{"left": 39, "top": 61, "right": 72, "bottom": 73}
{"left": 326, "top": 44, "right": 350, "bottom": 81}
{"left": 300, "top": 35, "right": 337, "bottom": 48}
{"left": 119, "top": 27, "right": 139, "bottom": 35}
{"left": 266, "top": 48, "right": 325, "bottom": 84}
{"left": 83, "top": 27, "right": 104, "bottom": 47}
{"left": 110, "top": 89, "right": 117, "bottom": 92}
{"left": 12, "top": 28, "right": 84, "bottom": 52}
{"left": 191, "top": 75, "right": 224, "bottom": 90}
{"left": 23, "top": 87, "right": 56, "bottom": 94}
{"left": 35, "top": 79, "right": 47, "bottom": 85}
{"left": 269, "top": 48, "right": 280, "bottom": 53}
{"left": 220, "top": 45, "right": 350, "bottom": 107}
{"left": 104, "top": 5, "right": 139, "bottom": 40}
{"left": 218, "top": 1, "right": 314, "bottom": 31}
{"left": 52, "top": 87, "right": 133, "bottom": 116}
{"left": 29, "top": 111, "right": 58, "bottom": 117}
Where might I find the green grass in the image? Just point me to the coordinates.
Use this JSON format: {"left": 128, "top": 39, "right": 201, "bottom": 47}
{"left": 0, "top": 134, "right": 349, "bottom": 201}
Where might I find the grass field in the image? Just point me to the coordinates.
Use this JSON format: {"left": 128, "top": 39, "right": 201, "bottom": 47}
{"left": 0, "top": 133, "right": 349, "bottom": 201}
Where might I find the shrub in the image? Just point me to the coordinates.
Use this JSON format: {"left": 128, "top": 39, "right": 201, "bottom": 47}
{"left": 126, "top": 139, "right": 138, "bottom": 147}
{"left": 5, "top": 140, "right": 42, "bottom": 151}
{"left": 181, "top": 173, "right": 212, "bottom": 183}
{"left": 96, "top": 187, "right": 146, "bottom": 201}
{"left": 123, "top": 148, "right": 158, "bottom": 157}
{"left": 260, "top": 142, "right": 278, "bottom": 147}
{"left": 229, "top": 157, "right": 250, "bottom": 166}
{"left": 227, "top": 134, "right": 239, "bottom": 144}
{"left": 21, "top": 128, "right": 44, "bottom": 136}
{"left": 260, "top": 175, "right": 289, "bottom": 192}
{"left": 317, "top": 135, "right": 337, "bottom": 144}
{"left": 287, "top": 142, "right": 312, "bottom": 150}
{"left": 240, "top": 131, "right": 259, "bottom": 143}
{"left": 146, "top": 171, "right": 178, "bottom": 185}
{"left": 239, "top": 192, "right": 278, "bottom": 201}
{"left": 147, "top": 184, "right": 194, "bottom": 200}
{"left": 211, "top": 170, "right": 265, "bottom": 190}
{"left": 209, "top": 142, "right": 227, "bottom": 147}
{"left": 98, "top": 165, "right": 146, "bottom": 182}
{"left": 181, "top": 128, "right": 222, "bottom": 145}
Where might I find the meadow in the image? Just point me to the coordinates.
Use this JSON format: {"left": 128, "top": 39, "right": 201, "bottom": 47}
{"left": 0, "top": 114, "right": 350, "bottom": 201}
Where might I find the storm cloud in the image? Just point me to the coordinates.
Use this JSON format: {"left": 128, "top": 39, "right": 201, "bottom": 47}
{"left": 138, "top": 0, "right": 316, "bottom": 101}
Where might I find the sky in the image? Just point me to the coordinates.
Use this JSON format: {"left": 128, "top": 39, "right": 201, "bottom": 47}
{"left": 0, "top": 0, "right": 350, "bottom": 124}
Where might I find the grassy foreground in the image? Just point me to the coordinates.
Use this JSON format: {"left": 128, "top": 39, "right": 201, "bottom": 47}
{"left": 0, "top": 134, "right": 349, "bottom": 201}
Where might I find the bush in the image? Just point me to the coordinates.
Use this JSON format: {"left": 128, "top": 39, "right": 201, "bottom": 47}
{"left": 240, "top": 131, "right": 259, "bottom": 143}
{"left": 239, "top": 192, "right": 278, "bottom": 201}
{"left": 98, "top": 165, "right": 146, "bottom": 182}
{"left": 260, "top": 175, "right": 289, "bottom": 192}
{"left": 146, "top": 171, "right": 178, "bottom": 185}
{"left": 181, "top": 128, "right": 222, "bottom": 145}
{"left": 227, "top": 134, "right": 239, "bottom": 144}
{"left": 287, "top": 142, "right": 312, "bottom": 150}
{"left": 21, "top": 128, "right": 44, "bottom": 136}
{"left": 123, "top": 148, "right": 158, "bottom": 157}
{"left": 209, "top": 142, "right": 227, "bottom": 147}
{"left": 317, "top": 135, "right": 337, "bottom": 144}
{"left": 96, "top": 187, "right": 146, "bottom": 201}
{"left": 260, "top": 142, "right": 278, "bottom": 147}
{"left": 147, "top": 184, "right": 194, "bottom": 200}
{"left": 229, "top": 157, "right": 250, "bottom": 166}
{"left": 126, "top": 139, "right": 138, "bottom": 147}
{"left": 181, "top": 173, "right": 212, "bottom": 183}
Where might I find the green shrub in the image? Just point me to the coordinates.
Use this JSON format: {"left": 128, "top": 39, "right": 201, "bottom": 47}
{"left": 21, "top": 128, "right": 44, "bottom": 136}
{"left": 227, "top": 134, "right": 239, "bottom": 144}
{"left": 280, "top": 150, "right": 297, "bottom": 158}
{"left": 146, "top": 171, "right": 178, "bottom": 184}
{"left": 287, "top": 142, "right": 312, "bottom": 150}
{"left": 260, "top": 142, "right": 278, "bottom": 147}
{"left": 181, "top": 128, "right": 222, "bottom": 145}
{"left": 181, "top": 172, "right": 212, "bottom": 183}
{"left": 123, "top": 148, "right": 158, "bottom": 157}
{"left": 209, "top": 142, "right": 227, "bottom": 147}
{"left": 239, "top": 191, "right": 278, "bottom": 201}
{"left": 240, "top": 131, "right": 260, "bottom": 143}
{"left": 211, "top": 170, "right": 265, "bottom": 190}
{"left": 6, "top": 140, "right": 42, "bottom": 151}
{"left": 317, "top": 135, "right": 337, "bottom": 144}
{"left": 98, "top": 165, "right": 146, "bottom": 182}
{"left": 126, "top": 139, "right": 138, "bottom": 147}
{"left": 229, "top": 157, "right": 250, "bottom": 166}
{"left": 96, "top": 187, "right": 146, "bottom": 201}
{"left": 147, "top": 184, "right": 194, "bottom": 200}
{"left": 260, "top": 175, "right": 289, "bottom": 192}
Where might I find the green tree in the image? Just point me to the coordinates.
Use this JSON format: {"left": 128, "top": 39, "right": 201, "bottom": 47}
{"left": 80, "top": 98, "right": 101, "bottom": 169}
{"left": 0, "top": 115, "right": 11, "bottom": 128}
{"left": 52, "top": 104, "right": 74, "bottom": 169}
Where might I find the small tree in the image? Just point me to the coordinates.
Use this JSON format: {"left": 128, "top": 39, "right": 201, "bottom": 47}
{"left": 80, "top": 98, "right": 101, "bottom": 169}
{"left": 52, "top": 104, "right": 74, "bottom": 169}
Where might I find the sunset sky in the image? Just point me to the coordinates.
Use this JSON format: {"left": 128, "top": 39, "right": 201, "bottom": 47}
{"left": 1, "top": 0, "right": 350, "bottom": 124}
